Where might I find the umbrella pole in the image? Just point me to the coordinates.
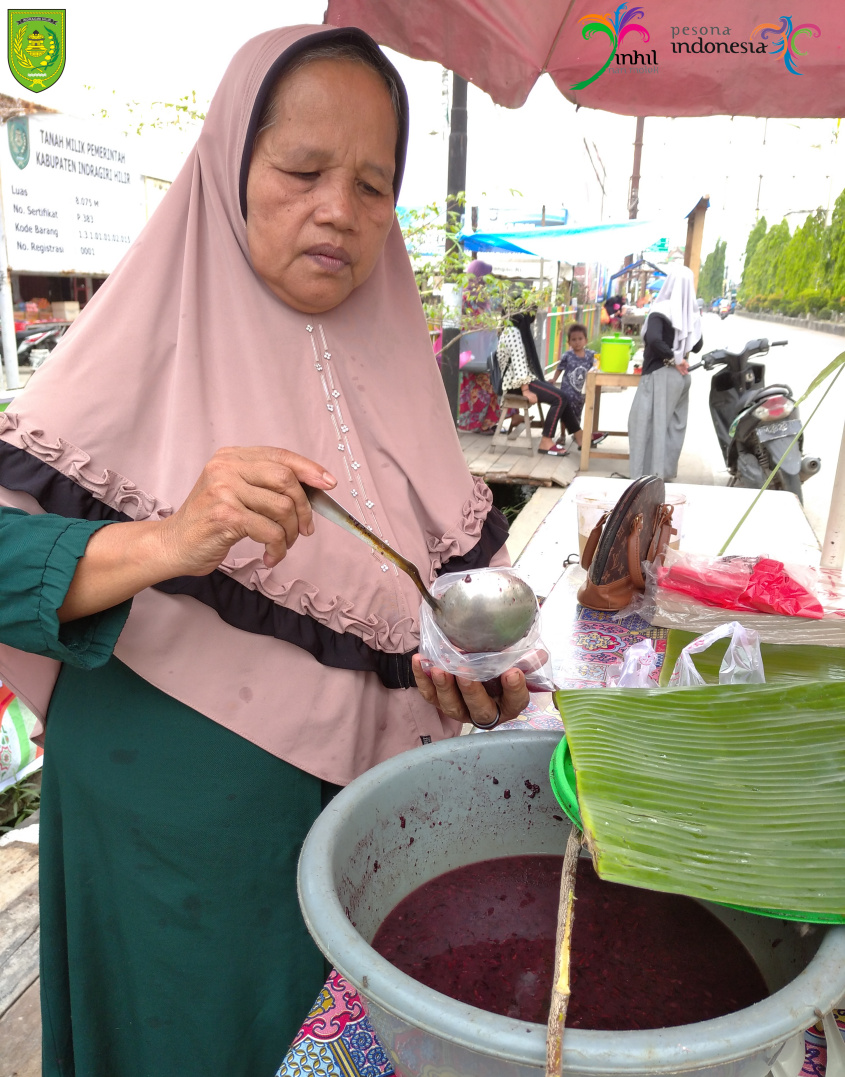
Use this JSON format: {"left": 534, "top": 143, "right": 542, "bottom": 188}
{"left": 821, "top": 423, "right": 845, "bottom": 570}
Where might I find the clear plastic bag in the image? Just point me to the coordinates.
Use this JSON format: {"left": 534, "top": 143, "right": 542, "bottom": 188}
{"left": 418, "top": 567, "right": 555, "bottom": 692}
{"left": 605, "top": 639, "right": 659, "bottom": 687}
{"left": 668, "top": 621, "right": 765, "bottom": 687}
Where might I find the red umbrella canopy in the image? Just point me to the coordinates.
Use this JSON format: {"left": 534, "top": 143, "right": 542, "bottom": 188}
{"left": 324, "top": 0, "right": 845, "bottom": 116}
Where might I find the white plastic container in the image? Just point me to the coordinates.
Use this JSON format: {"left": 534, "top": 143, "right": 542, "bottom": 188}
{"left": 298, "top": 731, "right": 845, "bottom": 1077}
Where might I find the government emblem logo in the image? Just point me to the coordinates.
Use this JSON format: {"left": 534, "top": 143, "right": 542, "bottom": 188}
{"left": 7, "top": 114, "right": 29, "bottom": 169}
{"left": 8, "top": 10, "right": 65, "bottom": 92}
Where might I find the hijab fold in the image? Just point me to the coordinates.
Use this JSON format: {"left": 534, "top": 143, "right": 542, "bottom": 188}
{"left": 643, "top": 265, "right": 702, "bottom": 363}
{"left": 0, "top": 25, "right": 501, "bottom": 781}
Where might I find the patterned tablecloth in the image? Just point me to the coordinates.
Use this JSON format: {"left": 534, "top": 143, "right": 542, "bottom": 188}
{"left": 278, "top": 604, "right": 845, "bottom": 1077}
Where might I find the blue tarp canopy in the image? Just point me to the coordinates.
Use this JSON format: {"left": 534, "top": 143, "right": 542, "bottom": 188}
{"left": 458, "top": 219, "right": 666, "bottom": 266}
{"left": 608, "top": 258, "right": 667, "bottom": 284}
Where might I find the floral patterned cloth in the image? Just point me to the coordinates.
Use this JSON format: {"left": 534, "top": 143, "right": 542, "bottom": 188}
{"left": 457, "top": 371, "right": 500, "bottom": 432}
{"left": 276, "top": 971, "right": 393, "bottom": 1077}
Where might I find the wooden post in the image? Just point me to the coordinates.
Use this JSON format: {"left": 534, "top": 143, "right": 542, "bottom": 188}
{"left": 628, "top": 117, "right": 644, "bottom": 220}
{"left": 821, "top": 422, "right": 845, "bottom": 570}
{"left": 623, "top": 117, "right": 645, "bottom": 272}
{"left": 441, "top": 72, "right": 468, "bottom": 421}
{"left": 684, "top": 196, "right": 710, "bottom": 292}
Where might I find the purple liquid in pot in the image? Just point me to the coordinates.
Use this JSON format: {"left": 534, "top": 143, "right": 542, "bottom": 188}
{"left": 372, "top": 856, "right": 768, "bottom": 1028}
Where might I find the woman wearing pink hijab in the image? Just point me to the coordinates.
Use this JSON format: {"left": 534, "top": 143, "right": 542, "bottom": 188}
{"left": 0, "top": 26, "right": 528, "bottom": 1076}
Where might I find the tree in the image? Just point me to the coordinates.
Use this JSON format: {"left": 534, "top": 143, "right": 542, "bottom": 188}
{"left": 741, "top": 219, "right": 791, "bottom": 300}
{"left": 742, "top": 216, "right": 767, "bottom": 277}
{"left": 780, "top": 209, "right": 827, "bottom": 304}
{"left": 827, "top": 189, "right": 845, "bottom": 304}
{"left": 697, "top": 239, "right": 726, "bottom": 303}
{"left": 400, "top": 196, "right": 552, "bottom": 358}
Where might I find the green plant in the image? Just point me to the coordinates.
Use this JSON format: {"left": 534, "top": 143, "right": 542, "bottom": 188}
{"left": 697, "top": 238, "right": 727, "bottom": 303}
{"left": 403, "top": 194, "right": 554, "bottom": 359}
{"left": 89, "top": 86, "right": 208, "bottom": 135}
{"left": 800, "top": 288, "right": 829, "bottom": 313}
{"left": 0, "top": 772, "right": 41, "bottom": 834}
{"left": 490, "top": 482, "right": 533, "bottom": 524}
{"left": 818, "top": 307, "right": 834, "bottom": 320}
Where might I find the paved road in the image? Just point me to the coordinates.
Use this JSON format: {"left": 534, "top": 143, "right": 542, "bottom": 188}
{"left": 583, "top": 312, "right": 845, "bottom": 545}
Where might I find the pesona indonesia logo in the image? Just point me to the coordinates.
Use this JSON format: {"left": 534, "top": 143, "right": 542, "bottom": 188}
{"left": 571, "top": 3, "right": 651, "bottom": 90}
{"left": 751, "top": 16, "right": 821, "bottom": 74}
{"left": 572, "top": 7, "right": 823, "bottom": 86}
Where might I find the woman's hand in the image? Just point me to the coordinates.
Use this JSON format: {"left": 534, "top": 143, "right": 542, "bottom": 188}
{"left": 411, "top": 655, "right": 530, "bottom": 727}
{"left": 160, "top": 446, "right": 337, "bottom": 576}
{"left": 522, "top": 385, "right": 538, "bottom": 405}
{"left": 676, "top": 359, "right": 690, "bottom": 376}
{"left": 58, "top": 447, "right": 336, "bottom": 622}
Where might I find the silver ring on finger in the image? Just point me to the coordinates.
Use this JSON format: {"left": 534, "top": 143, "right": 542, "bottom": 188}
{"left": 471, "top": 705, "right": 501, "bottom": 730}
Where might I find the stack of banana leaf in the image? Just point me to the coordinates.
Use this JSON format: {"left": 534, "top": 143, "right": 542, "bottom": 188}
{"left": 554, "top": 633, "right": 845, "bottom": 921}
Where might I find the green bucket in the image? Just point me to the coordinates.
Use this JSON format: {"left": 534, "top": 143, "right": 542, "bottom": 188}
{"left": 549, "top": 735, "right": 582, "bottom": 829}
{"left": 598, "top": 334, "right": 632, "bottom": 372}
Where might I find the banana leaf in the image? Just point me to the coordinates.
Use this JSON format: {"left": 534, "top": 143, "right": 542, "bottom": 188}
{"left": 659, "top": 631, "right": 845, "bottom": 687}
{"left": 555, "top": 680, "right": 845, "bottom": 917}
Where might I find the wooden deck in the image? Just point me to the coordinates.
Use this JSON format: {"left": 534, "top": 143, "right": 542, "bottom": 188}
{"left": 458, "top": 429, "right": 580, "bottom": 487}
{"left": 0, "top": 828, "right": 41, "bottom": 1077}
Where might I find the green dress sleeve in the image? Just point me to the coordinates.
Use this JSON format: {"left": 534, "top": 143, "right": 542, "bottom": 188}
{"left": 0, "top": 507, "right": 132, "bottom": 668}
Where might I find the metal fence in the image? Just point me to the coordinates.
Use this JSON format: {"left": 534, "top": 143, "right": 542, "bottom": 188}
{"left": 539, "top": 305, "right": 600, "bottom": 374}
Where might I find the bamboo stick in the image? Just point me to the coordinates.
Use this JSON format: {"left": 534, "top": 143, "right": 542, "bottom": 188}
{"left": 546, "top": 825, "right": 582, "bottom": 1077}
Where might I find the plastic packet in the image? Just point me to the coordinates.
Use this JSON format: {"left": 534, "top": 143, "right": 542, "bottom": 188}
{"left": 605, "top": 639, "right": 659, "bottom": 687}
{"left": 649, "top": 588, "right": 845, "bottom": 646}
{"left": 669, "top": 621, "right": 765, "bottom": 686}
{"left": 418, "top": 567, "right": 555, "bottom": 692}
{"left": 652, "top": 549, "right": 824, "bottom": 620}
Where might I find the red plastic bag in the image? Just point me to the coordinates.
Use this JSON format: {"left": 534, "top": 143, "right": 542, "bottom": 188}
{"left": 740, "top": 558, "right": 823, "bottom": 619}
{"left": 657, "top": 554, "right": 824, "bottom": 620}
{"left": 657, "top": 556, "right": 756, "bottom": 612}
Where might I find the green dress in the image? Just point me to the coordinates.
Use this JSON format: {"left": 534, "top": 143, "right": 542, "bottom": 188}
{"left": 0, "top": 509, "right": 336, "bottom": 1077}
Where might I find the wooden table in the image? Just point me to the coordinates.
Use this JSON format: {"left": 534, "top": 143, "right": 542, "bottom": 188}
{"left": 621, "top": 311, "right": 645, "bottom": 335}
{"left": 513, "top": 477, "right": 821, "bottom": 602}
{"left": 579, "top": 369, "right": 640, "bottom": 472}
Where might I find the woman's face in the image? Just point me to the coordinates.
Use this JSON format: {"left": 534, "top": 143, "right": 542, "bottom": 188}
{"left": 246, "top": 58, "right": 398, "bottom": 314}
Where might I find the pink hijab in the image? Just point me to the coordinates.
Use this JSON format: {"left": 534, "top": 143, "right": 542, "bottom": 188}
{"left": 0, "top": 25, "right": 503, "bottom": 784}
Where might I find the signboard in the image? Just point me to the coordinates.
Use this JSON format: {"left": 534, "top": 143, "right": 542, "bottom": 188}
{"left": 1, "top": 112, "right": 145, "bottom": 274}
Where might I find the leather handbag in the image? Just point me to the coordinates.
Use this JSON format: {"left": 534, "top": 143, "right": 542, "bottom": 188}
{"left": 577, "top": 475, "right": 676, "bottom": 611}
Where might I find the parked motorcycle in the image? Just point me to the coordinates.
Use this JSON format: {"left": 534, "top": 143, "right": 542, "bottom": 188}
{"left": 689, "top": 337, "right": 821, "bottom": 502}
{"left": 4, "top": 321, "right": 70, "bottom": 369}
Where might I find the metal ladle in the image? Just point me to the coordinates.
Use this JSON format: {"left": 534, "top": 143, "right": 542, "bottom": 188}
{"left": 302, "top": 485, "right": 537, "bottom": 653}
